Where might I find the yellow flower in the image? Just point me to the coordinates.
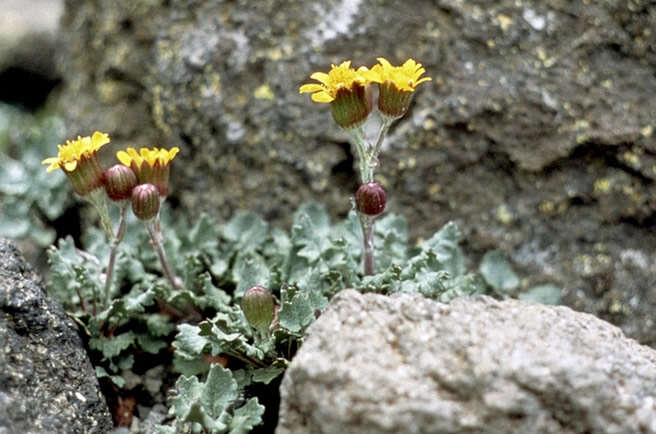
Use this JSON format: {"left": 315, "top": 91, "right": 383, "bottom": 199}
{"left": 299, "top": 60, "right": 377, "bottom": 103}
{"left": 116, "top": 147, "right": 179, "bottom": 170}
{"left": 370, "top": 58, "right": 431, "bottom": 92}
{"left": 42, "top": 131, "right": 110, "bottom": 173}
{"left": 42, "top": 131, "right": 109, "bottom": 195}
{"left": 299, "top": 61, "right": 379, "bottom": 128}
{"left": 116, "top": 147, "right": 180, "bottom": 196}
{"left": 370, "top": 58, "right": 431, "bottom": 118}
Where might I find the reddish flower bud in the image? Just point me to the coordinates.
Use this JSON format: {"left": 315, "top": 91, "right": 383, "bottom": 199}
{"left": 241, "top": 286, "right": 274, "bottom": 334}
{"left": 131, "top": 183, "right": 160, "bottom": 220}
{"left": 356, "top": 182, "right": 386, "bottom": 216}
{"left": 104, "top": 164, "right": 137, "bottom": 201}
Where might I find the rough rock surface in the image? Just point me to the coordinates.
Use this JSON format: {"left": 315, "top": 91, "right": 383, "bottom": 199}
{"left": 57, "top": 0, "right": 656, "bottom": 346}
{"left": 0, "top": 239, "right": 113, "bottom": 433}
{"left": 277, "top": 290, "right": 656, "bottom": 434}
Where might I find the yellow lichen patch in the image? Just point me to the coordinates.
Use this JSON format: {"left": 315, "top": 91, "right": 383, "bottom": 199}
{"left": 622, "top": 151, "right": 640, "bottom": 166}
{"left": 594, "top": 178, "right": 611, "bottom": 194}
{"left": 497, "top": 14, "right": 513, "bottom": 32}
{"left": 539, "top": 201, "right": 555, "bottom": 213}
{"left": 254, "top": 84, "right": 275, "bottom": 100}
{"left": 496, "top": 204, "right": 514, "bottom": 225}
{"left": 428, "top": 184, "right": 441, "bottom": 196}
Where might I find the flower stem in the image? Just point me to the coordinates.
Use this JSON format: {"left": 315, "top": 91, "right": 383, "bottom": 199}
{"left": 86, "top": 189, "right": 114, "bottom": 241}
{"left": 104, "top": 203, "right": 128, "bottom": 306}
{"left": 371, "top": 118, "right": 391, "bottom": 162}
{"left": 359, "top": 212, "right": 376, "bottom": 276}
{"left": 146, "top": 220, "right": 184, "bottom": 292}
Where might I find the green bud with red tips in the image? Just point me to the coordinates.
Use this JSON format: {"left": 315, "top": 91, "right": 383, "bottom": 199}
{"left": 131, "top": 183, "right": 160, "bottom": 221}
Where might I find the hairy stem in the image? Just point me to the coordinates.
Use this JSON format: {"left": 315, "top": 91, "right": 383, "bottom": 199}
{"left": 146, "top": 220, "right": 184, "bottom": 292}
{"left": 359, "top": 213, "right": 376, "bottom": 276}
{"left": 86, "top": 189, "right": 114, "bottom": 241}
{"left": 104, "top": 204, "right": 128, "bottom": 306}
{"left": 371, "top": 118, "right": 390, "bottom": 163}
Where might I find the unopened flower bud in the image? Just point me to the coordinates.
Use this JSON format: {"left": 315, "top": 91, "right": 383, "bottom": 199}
{"left": 131, "top": 183, "right": 160, "bottom": 220}
{"left": 241, "top": 286, "right": 274, "bottom": 334}
{"left": 356, "top": 182, "right": 386, "bottom": 216}
{"left": 104, "top": 164, "right": 137, "bottom": 201}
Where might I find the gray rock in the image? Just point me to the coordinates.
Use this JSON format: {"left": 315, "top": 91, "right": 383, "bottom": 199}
{"left": 56, "top": 0, "right": 656, "bottom": 347}
{"left": 0, "top": 239, "right": 113, "bottom": 433}
{"left": 0, "top": 0, "right": 63, "bottom": 87}
{"left": 277, "top": 290, "right": 656, "bottom": 434}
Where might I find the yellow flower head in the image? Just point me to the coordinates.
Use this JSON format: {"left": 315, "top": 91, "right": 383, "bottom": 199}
{"left": 299, "top": 60, "right": 378, "bottom": 103}
{"left": 371, "top": 57, "right": 431, "bottom": 92}
{"left": 371, "top": 57, "right": 431, "bottom": 119}
{"left": 299, "top": 61, "right": 379, "bottom": 128}
{"left": 42, "top": 131, "right": 109, "bottom": 195}
{"left": 42, "top": 131, "right": 110, "bottom": 173}
{"left": 116, "top": 147, "right": 180, "bottom": 170}
{"left": 116, "top": 147, "right": 180, "bottom": 196}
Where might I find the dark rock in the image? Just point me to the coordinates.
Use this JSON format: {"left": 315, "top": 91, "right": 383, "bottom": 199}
{"left": 56, "top": 0, "right": 656, "bottom": 346}
{"left": 0, "top": 239, "right": 113, "bottom": 433}
{"left": 277, "top": 290, "right": 656, "bottom": 434}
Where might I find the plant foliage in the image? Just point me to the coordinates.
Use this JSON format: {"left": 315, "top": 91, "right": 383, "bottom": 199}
{"left": 47, "top": 202, "right": 493, "bottom": 431}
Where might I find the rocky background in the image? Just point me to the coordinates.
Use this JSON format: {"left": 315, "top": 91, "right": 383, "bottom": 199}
{"left": 50, "top": 0, "right": 656, "bottom": 347}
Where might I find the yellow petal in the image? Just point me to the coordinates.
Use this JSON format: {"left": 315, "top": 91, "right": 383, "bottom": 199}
{"left": 116, "top": 150, "right": 132, "bottom": 166}
{"left": 311, "top": 91, "right": 333, "bottom": 103}
{"left": 168, "top": 147, "right": 180, "bottom": 159}
{"left": 42, "top": 157, "right": 60, "bottom": 173}
{"left": 91, "top": 131, "right": 110, "bottom": 148}
{"left": 377, "top": 57, "right": 393, "bottom": 69}
{"left": 299, "top": 83, "right": 325, "bottom": 94}
{"left": 309, "top": 72, "right": 330, "bottom": 85}
{"left": 64, "top": 160, "right": 78, "bottom": 172}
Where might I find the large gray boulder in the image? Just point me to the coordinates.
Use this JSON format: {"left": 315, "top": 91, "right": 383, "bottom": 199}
{"left": 277, "top": 290, "right": 656, "bottom": 434}
{"left": 56, "top": 0, "right": 656, "bottom": 346}
{"left": 0, "top": 239, "right": 113, "bottom": 433}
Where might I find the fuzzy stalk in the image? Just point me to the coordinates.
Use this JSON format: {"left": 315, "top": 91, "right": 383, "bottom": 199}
{"left": 86, "top": 188, "right": 114, "bottom": 241}
{"left": 359, "top": 213, "right": 376, "bottom": 276}
{"left": 145, "top": 220, "right": 184, "bottom": 292}
{"left": 103, "top": 203, "right": 129, "bottom": 306}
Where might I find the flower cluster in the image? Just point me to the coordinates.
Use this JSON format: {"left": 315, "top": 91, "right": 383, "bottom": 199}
{"left": 43, "top": 132, "right": 183, "bottom": 302}
{"left": 300, "top": 57, "right": 430, "bottom": 275}
{"left": 300, "top": 57, "right": 431, "bottom": 128}
{"left": 42, "top": 132, "right": 179, "bottom": 221}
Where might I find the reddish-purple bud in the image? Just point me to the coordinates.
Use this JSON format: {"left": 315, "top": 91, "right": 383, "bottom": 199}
{"left": 356, "top": 182, "right": 386, "bottom": 216}
{"left": 131, "top": 183, "right": 160, "bottom": 220}
{"left": 104, "top": 164, "right": 137, "bottom": 201}
{"left": 241, "top": 286, "right": 274, "bottom": 333}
